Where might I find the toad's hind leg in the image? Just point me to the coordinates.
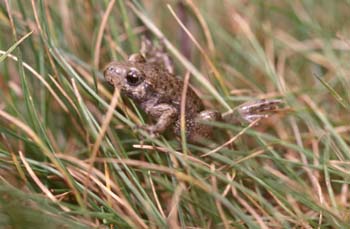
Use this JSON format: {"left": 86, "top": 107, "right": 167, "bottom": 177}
{"left": 186, "top": 110, "right": 222, "bottom": 143}
{"left": 222, "top": 99, "right": 283, "bottom": 125}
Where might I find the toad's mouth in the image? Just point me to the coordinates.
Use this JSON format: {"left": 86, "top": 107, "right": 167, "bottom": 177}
{"left": 104, "top": 73, "right": 121, "bottom": 88}
{"left": 103, "top": 65, "right": 124, "bottom": 89}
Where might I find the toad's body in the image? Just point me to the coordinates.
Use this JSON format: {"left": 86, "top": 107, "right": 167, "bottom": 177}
{"left": 104, "top": 39, "right": 281, "bottom": 143}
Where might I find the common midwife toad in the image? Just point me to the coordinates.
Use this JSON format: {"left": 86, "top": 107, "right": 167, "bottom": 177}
{"left": 104, "top": 39, "right": 282, "bottom": 143}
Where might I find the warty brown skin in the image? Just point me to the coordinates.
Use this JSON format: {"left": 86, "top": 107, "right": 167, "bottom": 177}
{"left": 104, "top": 41, "right": 282, "bottom": 143}
{"left": 104, "top": 53, "right": 221, "bottom": 143}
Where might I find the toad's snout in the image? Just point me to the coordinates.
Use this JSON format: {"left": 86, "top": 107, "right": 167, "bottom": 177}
{"left": 104, "top": 66, "right": 115, "bottom": 86}
{"left": 104, "top": 65, "right": 117, "bottom": 78}
{"left": 103, "top": 64, "right": 124, "bottom": 87}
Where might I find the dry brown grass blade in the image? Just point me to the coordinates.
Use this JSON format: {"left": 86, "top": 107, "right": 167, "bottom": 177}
{"left": 67, "top": 166, "right": 146, "bottom": 229}
{"left": 56, "top": 154, "right": 147, "bottom": 229}
{"left": 0, "top": 51, "right": 69, "bottom": 113}
{"left": 180, "top": 71, "right": 191, "bottom": 153}
{"left": 93, "top": 0, "right": 116, "bottom": 70}
{"left": 210, "top": 164, "right": 230, "bottom": 229}
{"left": 201, "top": 119, "right": 260, "bottom": 157}
{"left": 167, "top": 4, "right": 228, "bottom": 95}
{"left": 185, "top": 0, "right": 214, "bottom": 53}
{"left": 104, "top": 162, "right": 113, "bottom": 209}
{"left": 167, "top": 183, "right": 185, "bottom": 229}
{"left": 149, "top": 170, "right": 166, "bottom": 218}
{"left": 232, "top": 188, "right": 270, "bottom": 229}
{"left": 0, "top": 109, "right": 84, "bottom": 208}
{"left": 232, "top": 147, "right": 272, "bottom": 165}
{"left": 83, "top": 88, "right": 120, "bottom": 203}
{"left": 30, "top": 0, "right": 60, "bottom": 80}
{"left": 133, "top": 144, "right": 210, "bottom": 167}
{"left": 19, "top": 151, "right": 69, "bottom": 212}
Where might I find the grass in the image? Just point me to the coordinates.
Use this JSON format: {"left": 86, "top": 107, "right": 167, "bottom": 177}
{"left": 1, "top": 0, "right": 350, "bottom": 228}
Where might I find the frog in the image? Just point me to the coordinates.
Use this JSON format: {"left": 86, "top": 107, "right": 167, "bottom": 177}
{"left": 103, "top": 38, "right": 282, "bottom": 143}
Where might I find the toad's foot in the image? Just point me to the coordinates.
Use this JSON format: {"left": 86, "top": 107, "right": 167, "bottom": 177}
{"left": 223, "top": 99, "right": 283, "bottom": 125}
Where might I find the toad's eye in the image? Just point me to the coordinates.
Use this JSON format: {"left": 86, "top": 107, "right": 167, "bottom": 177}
{"left": 126, "top": 69, "right": 143, "bottom": 86}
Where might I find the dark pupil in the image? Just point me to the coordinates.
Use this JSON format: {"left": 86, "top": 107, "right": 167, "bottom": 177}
{"left": 126, "top": 70, "right": 140, "bottom": 85}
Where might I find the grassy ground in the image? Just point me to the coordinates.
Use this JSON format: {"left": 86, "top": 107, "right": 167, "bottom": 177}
{"left": 1, "top": 0, "right": 350, "bottom": 228}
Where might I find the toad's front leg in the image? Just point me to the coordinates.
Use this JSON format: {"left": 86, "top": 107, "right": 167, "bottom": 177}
{"left": 140, "top": 102, "right": 178, "bottom": 137}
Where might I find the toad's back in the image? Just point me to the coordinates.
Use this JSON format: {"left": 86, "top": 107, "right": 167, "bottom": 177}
{"left": 141, "top": 62, "right": 205, "bottom": 117}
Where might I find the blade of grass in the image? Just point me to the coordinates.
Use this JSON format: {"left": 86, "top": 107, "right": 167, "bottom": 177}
{"left": 0, "top": 31, "right": 33, "bottom": 63}
{"left": 0, "top": 109, "right": 84, "bottom": 209}
{"left": 167, "top": 4, "right": 229, "bottom": 96}
{"left": 314, "top": 73, "right": 350, "bottom": 110}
